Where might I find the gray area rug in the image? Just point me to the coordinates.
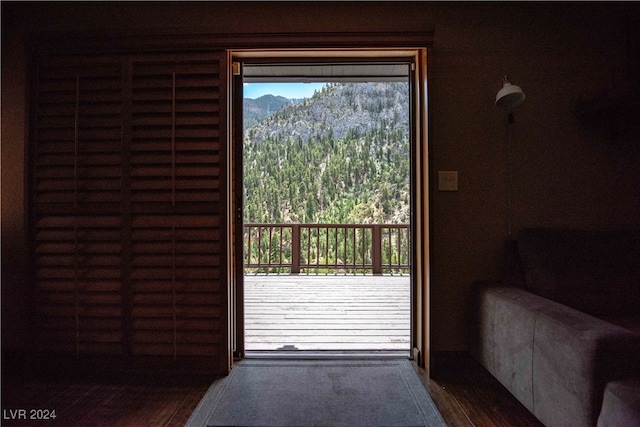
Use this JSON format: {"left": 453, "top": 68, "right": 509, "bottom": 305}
{"left": 186, "top": 359, "right": 447, "bottom": 427}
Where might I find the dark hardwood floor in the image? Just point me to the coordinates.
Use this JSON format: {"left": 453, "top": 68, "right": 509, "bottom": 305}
{"left": 2, "top": 353, "right": 543, "bottom": 426}
{"left": 422, "top": 352, "right": 544, "bottom": 426}
{"left": 1, "top": 373, "right": 210, "bottom": 427}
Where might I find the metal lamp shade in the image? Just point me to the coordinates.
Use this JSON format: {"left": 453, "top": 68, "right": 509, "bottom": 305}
{"left": 495, "top": 78, "right": 525, "bottom": 110}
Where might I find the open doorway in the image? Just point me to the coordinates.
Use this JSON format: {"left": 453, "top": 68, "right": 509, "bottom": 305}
{"left": 230, "top": 51, "right": 428, "bottom": 360}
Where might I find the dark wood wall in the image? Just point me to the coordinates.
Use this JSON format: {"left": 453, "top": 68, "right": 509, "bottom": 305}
{"left": 4, "top": 3, "right": 639, "bottom": 370}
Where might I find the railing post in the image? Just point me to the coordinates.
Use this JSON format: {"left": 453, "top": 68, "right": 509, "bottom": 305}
{"left": 291, "top": 224, "right": 301, "bottom": 274}
{"left": 372, "top": 225, "right": 382, "bottom": 275}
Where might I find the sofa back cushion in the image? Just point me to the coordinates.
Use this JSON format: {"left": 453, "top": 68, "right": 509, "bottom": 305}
{"left": 517, "top": 228, "right": 640, "bottom": 316}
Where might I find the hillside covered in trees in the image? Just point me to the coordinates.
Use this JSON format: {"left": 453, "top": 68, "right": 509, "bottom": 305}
{"left": 243, "top": 94, "right": 300, "bottom": 129}
{"left": 243, "top": 82, "right": 410, "bottom": 225}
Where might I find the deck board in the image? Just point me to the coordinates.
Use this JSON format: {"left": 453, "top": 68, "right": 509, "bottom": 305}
{"left": 244, "top": 275, "right": 411, "bottom": 351}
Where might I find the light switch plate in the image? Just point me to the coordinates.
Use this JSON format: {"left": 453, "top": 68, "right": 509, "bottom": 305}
{"left": 438, "top": 171, "right": 459, "bottom": 191}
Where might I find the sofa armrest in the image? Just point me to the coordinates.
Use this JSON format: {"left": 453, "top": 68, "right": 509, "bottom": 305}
{"left": 471, "top": 282, "right": 551, "bottom": 412}
{"left": 533, "top": 300, "right": 640, "bottom": 427}
{"left": 472, "top": 282, "right": 640, "bottom": 427}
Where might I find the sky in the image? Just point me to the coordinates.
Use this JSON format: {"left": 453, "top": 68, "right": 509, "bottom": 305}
{"left": 243, "top": 82, "right": 326, "bottom": 99}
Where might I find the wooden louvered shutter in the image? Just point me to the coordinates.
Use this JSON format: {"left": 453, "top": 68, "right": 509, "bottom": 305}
{"left": 32, "top": 52, "right": 227, "bottom": 368}
{"left": 33, "top": 57, "right": 125, "bottom": 356}
{"left": 129, "top": 54, "right": 225, "bottom": 359}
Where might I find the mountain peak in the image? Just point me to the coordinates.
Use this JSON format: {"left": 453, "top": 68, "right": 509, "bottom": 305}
{"left": 246, "top": 82, "right": 409, "bottom": 145}
{"left": 243, "top": 94, "right": 301, "bottom": 128}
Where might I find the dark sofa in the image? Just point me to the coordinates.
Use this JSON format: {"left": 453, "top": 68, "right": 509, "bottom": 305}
{"left": 472, "top": 228, "right": 640, "bottom": 427}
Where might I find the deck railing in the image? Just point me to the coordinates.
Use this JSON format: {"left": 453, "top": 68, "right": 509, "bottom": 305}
{"left": 243, "top": 223, "right": 410, "bottom": 274}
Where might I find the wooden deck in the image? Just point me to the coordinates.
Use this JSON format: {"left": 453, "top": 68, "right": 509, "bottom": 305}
{"left": 244, "top": 275, "right": 411, "bottom": 351}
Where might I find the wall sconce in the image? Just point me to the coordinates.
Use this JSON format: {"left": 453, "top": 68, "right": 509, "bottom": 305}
{"left": 496, "top": 76, "right": 525, "bottom": 236}
{"left": 496, "top": 76, "right": 526, "bottom": 123}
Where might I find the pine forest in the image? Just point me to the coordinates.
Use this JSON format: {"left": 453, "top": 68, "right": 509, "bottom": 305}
{"left": 243, "top": 82, "right": 410, "bottom": 225}
{"left": 242, "top": 82, "right": 411, "bottom": 274}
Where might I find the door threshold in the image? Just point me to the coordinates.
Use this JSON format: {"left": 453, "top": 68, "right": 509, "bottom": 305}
{"left": 243, "top": 350, "right": 411, "bottom": 360}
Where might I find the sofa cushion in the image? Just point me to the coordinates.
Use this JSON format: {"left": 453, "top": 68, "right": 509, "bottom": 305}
{"left": 518, "top": 228, "right": 640, "bottom": 316}
{"left": 597, "top": 380, "right": 640, "bottom": 427}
